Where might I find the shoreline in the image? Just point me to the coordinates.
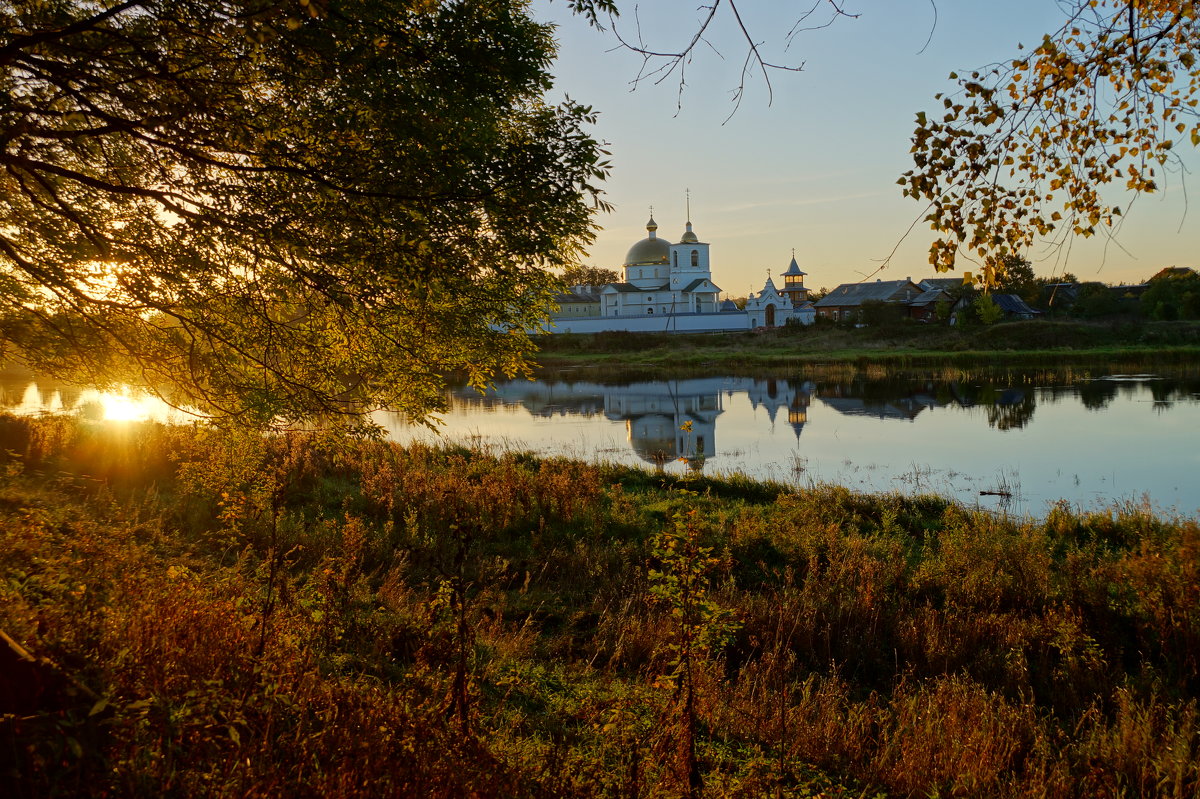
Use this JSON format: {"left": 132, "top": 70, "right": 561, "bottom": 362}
{"left": 531, "top": 318, "right": 1200, "bottom": 375}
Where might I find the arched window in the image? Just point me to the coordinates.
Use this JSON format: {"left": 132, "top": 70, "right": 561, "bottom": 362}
{"left": 673, "top": 252, "right": 678, "bottom": 268}
{"left": 690, "top": 250, "right": 699, "bottom": 267}
{"left": 647, "top": 308, "right": 654, "bottom": 315}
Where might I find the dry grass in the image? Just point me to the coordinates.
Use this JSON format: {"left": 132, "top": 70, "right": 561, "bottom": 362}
{"left": 2, "top": 414, "right": 1198, "bottom": 797}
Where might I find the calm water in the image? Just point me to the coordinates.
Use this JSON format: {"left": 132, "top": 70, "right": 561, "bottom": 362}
{"left": 4, "top": 368, "right": 1199, "bottom": 517}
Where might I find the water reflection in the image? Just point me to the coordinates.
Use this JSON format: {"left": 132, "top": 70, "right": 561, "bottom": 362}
{"left": 0, "top": 372, "right": 192, "bottom": 424}
{"left": 427, "top": 371, "right": 1200, "bottom": 513}
{"left": 447, "top": 377, "right": 815, "bottom": 465}
{"left": 448, "top": 373, "right": 1200, "bottom": 445}
{"left": 3, "top": 368, "right": 1199, "bottom": 513}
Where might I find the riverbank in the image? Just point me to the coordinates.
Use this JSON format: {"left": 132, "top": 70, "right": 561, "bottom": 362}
{"left": 533, "top": 318, "right": 1200, "bottom": 377}
{"left": 3, "top": 415, "right": 1197, "bottom": 797}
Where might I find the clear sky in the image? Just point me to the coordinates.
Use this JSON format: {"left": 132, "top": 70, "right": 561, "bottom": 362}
{"left": 531, "top": 0, "right": 1200, "bottom": 295}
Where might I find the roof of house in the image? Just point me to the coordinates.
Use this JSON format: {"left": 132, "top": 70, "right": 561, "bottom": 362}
{"left": 919, "top": 277, "right": 970, "bottom": 291}
{"left": 992, "top": 294, "right": 1040, "bottom": 315}
{"left": 554, "top": 290, "right": 599, "bottom": 303}
{"left": 908, "top": 288, "right": 949, "bottom": 307}
{"left": 1150, "top": 266, "right": 1199, "bottom": 281}
{"left": 812, "top": 279, "right": 922, "bottom": 308}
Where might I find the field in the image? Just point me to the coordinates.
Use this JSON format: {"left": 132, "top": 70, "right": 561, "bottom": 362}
{"left": 2, "top": 414, "right": 1198, "bottom": 797}
{"left": 533, "top": 319, "right": 1200, "bottom": 378}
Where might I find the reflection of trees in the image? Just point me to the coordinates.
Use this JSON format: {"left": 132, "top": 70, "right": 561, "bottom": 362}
{"left": 1149, "top": 380, "right": 1176, "bottom": 403}
{"left": 818, "top": 380, "right": 934, "bottom": 421}
{"left": 985, "top": 389, "right": 1036, "bottom": 431}
{"left": 1078, "top": 380, "right": 1120, "bottom": 411}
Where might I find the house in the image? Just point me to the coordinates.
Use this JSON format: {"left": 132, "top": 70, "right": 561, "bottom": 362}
{"left": 949, "top": 292, "right": 1040, "bottom": 324}
{"left": 812, "top": 278, "right": 925, "bottom": 322}
{"left": 1149, "top": 266, "right": 1199, "bottom": 281}
{"left": 552, "top": 287, "right": 601, "bottom": 317}
{"left": 907, "top": 287, "right": 952, "bottom": 322}
{"left": 1040, "top": 282, "right": 1080, "bottom": 312}
{"left": 990, "top": 293, "right": 1040, "bottom": 319}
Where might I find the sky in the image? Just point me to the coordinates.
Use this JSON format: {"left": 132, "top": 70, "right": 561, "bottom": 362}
{"left": 530, "top": 0, "right": 1200, "bottom": 295}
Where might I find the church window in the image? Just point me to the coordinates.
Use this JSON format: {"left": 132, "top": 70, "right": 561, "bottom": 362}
{"left": 673, "top": 252, "right": 678, "bottom": 268}
{"left": 690, "top": 250, "right": 699, "bottom": 267}
{"left": 647, "top": 308, "right": 654, "bottom": 315}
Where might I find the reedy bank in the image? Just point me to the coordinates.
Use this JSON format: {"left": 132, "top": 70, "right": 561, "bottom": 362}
{"left": 1, "top": 415, "right": 1197, "bottom": 797}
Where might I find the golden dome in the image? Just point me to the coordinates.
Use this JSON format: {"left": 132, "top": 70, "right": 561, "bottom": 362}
{"left": 624, "top": 216, "right": 670, "bottom": 266}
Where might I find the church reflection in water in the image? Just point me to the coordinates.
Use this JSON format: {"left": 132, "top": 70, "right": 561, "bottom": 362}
{"left": 446, "top": 371, "right": 1200, "bottom": 470}
{"left": 450, "top": 377, "right": 815, "bottom": 468}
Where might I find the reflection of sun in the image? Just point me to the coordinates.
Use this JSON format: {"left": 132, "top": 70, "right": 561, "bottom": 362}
{"left": 75, "top": 388, "right": 162, "bottom": 422}
{"left": 3, "top": 380, "right": 196, "bottom": 424}
{"left": 98, "top": 392, "right": 145, "bottom": 422}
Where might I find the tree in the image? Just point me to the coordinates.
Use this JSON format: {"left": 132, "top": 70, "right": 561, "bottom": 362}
{"left": 561, "top": 264, "right": 620, "bottom": 286}
{"left": 860, "top": 299, "right": 904, "bottom": 327}
{"left": 1140, "top": 269, "right": 1200, "bottom": 319}
{"left": 563, "top": 0, "right": 855, "bottom": 115}
{"left": 1, "top": 0, "right": 609, "bottom": 426}
{"left": 1073, "top": 282, "right": 1122, "bottom": 318}
{"left": 974, "top": 293, "right": 1004, "bottom": 325}
{"left": 901, "top": 1, "right": 1200, "bottom": 280}
{"left": 994, "top": 254, "right": 1037, "bottom": 303}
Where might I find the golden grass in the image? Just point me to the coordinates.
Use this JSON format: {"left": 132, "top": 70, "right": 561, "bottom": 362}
{"left": 1, "top": 414, "right": 1198, "bottom": 797}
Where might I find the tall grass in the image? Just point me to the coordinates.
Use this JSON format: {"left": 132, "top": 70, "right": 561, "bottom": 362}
{"left": 1, "top": 414, "right": 1198, "bottom": 797}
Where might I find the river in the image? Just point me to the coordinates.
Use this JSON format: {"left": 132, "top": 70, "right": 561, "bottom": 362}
{"left": 4, "top": 367, "right": 1199, "bottom": 517}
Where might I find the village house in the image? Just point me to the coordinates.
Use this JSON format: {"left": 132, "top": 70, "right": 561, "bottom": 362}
{"left": 812, "top": 278, "right": 925, "bottom": 322}
{"left": 948, "top": 292, "right": 1040, "bottom": 324}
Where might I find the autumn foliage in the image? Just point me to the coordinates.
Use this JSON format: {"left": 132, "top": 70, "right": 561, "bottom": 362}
{"left": 902, "top": 1, "right": 1200, "bottom": 283}
{"left": 2, "top": 415, "right": 1199, "bottom": 797}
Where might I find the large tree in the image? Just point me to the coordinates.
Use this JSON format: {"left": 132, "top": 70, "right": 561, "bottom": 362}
{"left": 561, "top": 264, "right": 620, "bottom": 286}
{"left": 1, "top": 0, "right": 609, "bottom": 426}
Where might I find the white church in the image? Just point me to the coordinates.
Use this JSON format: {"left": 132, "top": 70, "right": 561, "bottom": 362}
{"left": 546, "top": 213, "right": 815, "bottom": 334}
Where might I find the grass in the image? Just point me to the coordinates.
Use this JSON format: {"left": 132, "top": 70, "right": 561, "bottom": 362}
{"left": 532, "top": 319, "right": 1200, "bottom": 379}
{"left": 2, "top": 414, "right": 1199, "bottom": 797}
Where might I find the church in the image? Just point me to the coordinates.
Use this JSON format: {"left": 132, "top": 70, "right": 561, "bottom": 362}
{"left": 547, "top": 212, "right": 815, "bottom": 334}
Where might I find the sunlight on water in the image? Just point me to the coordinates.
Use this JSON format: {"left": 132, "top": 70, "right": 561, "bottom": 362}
{"left": 3, "top": 377, "right": 193, "bottom": 424}
{"left": 4, "top": 368, "right": 1199, "bottom": 517}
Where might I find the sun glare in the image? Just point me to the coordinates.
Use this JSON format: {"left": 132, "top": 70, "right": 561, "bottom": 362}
{"left": 94, "top": 391, "right": 147, "bottom": 422}
{"left": 2, "top": 379, "right": 194, "bottom": 424}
